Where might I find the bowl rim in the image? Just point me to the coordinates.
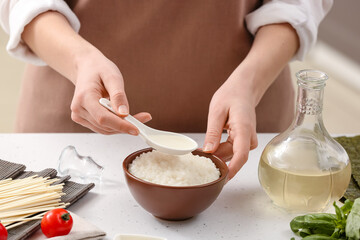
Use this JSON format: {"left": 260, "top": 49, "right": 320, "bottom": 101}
{"left": 123, "top": 148, "right": 229, "bottom": 189}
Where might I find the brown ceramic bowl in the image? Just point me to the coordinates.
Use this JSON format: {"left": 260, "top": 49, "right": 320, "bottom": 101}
{"left": 123, "top": 148, "right": 228, "bottom": 220}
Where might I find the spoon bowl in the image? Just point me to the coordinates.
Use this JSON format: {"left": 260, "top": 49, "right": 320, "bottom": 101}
{"left": 99, "top": 98, "right": 198, "bottom": 155}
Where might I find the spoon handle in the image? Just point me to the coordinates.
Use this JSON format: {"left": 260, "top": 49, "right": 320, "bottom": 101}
{"left": 98, "top": 98, "right": 147, "bottom": 135}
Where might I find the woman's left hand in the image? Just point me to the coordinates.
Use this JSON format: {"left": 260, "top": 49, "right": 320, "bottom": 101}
{"left": 203, "top": 65, "right": 258, "bottom": 181}
{"left": 203, "top": 23, "right": 300, "bottom": 181}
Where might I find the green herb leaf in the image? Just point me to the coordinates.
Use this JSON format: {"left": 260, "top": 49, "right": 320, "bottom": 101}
{"left": 346, "top": 198, "right": 360, "bottom": 239}
{"left": 334, "top": 201, "right": 345, "bottom": 221}
{"left": 290, "top": 213, "right": 337, "bottom": 236}
{"left": 302, "top": 234, "right": 340, "bottom": 239}
{"left": 299, "top": 228, "right": 312, "bottom": 237}
{"left": 330, "top": 227, "right": 342, "bottom": 238}
{"left": 340, "top": 199, "right": 353, "bottom": 215}
{"left": 290, "top": 201, "right": 356, "bottom": 239}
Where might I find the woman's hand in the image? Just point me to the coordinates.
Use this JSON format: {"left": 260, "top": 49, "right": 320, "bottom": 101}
{"left": 70, "top": 49, "right": 151, "bottom": 135}
{"left": 203, "top": 66, "right": 258, "bottom": 180}
{"left": 203, "top": 23, "right": 300, "bottom": 180}
{"left": 22, "top": 11, "right": 151, "bottom": 134}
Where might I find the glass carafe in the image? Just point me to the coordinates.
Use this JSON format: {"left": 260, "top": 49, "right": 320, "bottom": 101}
{"left": 258, "top": 69, "right": 351, "bottom": 212}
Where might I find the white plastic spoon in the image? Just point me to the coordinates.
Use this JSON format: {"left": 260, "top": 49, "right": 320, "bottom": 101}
{"left": 99, "top": 98, "right": 198, "bottom": 155}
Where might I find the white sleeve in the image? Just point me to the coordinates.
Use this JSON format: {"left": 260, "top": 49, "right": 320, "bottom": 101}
{"left": 0, "top": 0, "right": 80, "bottom": 66}
{"left": 245, "top": 0, "right": 333, "bottom": 61}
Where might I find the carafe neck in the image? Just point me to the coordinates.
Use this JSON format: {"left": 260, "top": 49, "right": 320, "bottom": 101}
{"left": 293, "top": 70, "right": 328, "bottom": 129}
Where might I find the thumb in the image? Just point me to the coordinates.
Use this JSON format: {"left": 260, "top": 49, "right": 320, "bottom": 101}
{"left": 101, "top": 72, "right": 130, "bottom": 117}
{"left": 112, "top": 91, "right": 129, "bottom": 117}
{"left": 203, "top": 108, "right": 227, "bottom": 153}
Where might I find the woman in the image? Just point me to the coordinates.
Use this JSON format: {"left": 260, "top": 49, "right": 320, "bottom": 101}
{"left": 0, "top": 0, "right": 333, "bottom": 180}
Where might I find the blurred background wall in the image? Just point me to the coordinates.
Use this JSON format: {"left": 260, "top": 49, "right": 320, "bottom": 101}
{"left": 0, "top": 1, "right": 359, "bottom": 133}
{"left": 318, "top": 0, "right": 360, "bottom": 65}
{"left": 0, "top": 29, "right": 24, "bottom": 132}
{"left": 290, "top": 0, "right": 360, "bottom": 134}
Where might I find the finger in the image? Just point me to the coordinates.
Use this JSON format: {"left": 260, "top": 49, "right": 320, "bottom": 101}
{"left": 72, "top": 106, "right": 123, "bottom": 133}
{"left": 250, "top": 132, "right": 258, "bottom": 150}
{"left": 84, "top": 95, "right": 140, "bottom": 135}
{"left": 100, "top": 71, "right": 130, "bottom": 117}
{"left": 71, "top": 111, "right": 118, "bottom": 135}
{"left": 82, "top": 119, "right": 118, "bottom": 135}
{"left": 249, "top": 119, "right": 258, "bottom": 150}
{"left": 203, "top": 105, "right": 227, "bottom": 153}
{"left": 133, "top": 112, "right": 152, "bottom": 124}
{"left": 213, "top": 138, "right": 233, "bottom": 162}
{"left": 227, "top": 127, "right": 252, "bottom": 180}
{"left": 93, "top": 108, "right": 139, "bottom": 134}
{"left": 71, "top": 100, "right": 118, "bottom": 133}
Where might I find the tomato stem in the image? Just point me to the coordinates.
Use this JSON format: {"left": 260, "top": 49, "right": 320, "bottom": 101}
{"left": 61, "top": 213, "right": 70, "bottom": 221}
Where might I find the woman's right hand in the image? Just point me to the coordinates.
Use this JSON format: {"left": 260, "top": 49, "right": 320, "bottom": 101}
{"left": 22, "top": 11, "right": 151, "bottom": 135}
{"left": 21, "top": 11, "right": 151, "bottom": 135}
{"left": 70, "top": 49, "right": 152, "bottom": 135}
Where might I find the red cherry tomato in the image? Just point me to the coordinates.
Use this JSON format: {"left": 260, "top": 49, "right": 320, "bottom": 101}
{"left": 41, "top": 209, "right": 73, "bottom": 238}
{"left": 0, "top": 223, "right": 7, "bottom": 240}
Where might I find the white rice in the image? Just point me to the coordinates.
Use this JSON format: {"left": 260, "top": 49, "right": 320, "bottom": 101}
{"left": 128, "top": 151, "right": 220, "bottom": 186}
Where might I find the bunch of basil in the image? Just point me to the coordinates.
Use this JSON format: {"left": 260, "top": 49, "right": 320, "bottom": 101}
{"left": 290, "top": 198, "right": 360, "bottom": 239}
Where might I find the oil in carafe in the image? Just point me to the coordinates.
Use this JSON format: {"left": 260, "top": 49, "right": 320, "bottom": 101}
{"left": 259, "top": 145, "right": 351, "bottom": 212}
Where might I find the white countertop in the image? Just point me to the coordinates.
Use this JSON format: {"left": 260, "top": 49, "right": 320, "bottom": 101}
{"left": 0, "top": 133, "right": 302, "bottom": 240}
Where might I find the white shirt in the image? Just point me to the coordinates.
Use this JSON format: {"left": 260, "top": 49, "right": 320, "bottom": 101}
{"left": 0, "top": 0, "right": 333, "bottom": 65}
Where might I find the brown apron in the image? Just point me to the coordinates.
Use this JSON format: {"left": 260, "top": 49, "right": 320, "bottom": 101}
{"left": 15, "top": 0, "right": 294, "bottom": 133}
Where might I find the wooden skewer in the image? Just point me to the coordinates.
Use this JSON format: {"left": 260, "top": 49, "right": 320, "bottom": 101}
{"left": 0, "top": 175, "right": 38, "bottom": 186}
{"left": 0, "top": 200, "right": 67, "bottom": 213}
{"left": 0, "top": 203, "right": 69, "bottom": 219}
{"left": 2, "top": 215, "right": 44, "bottom": 224}
{"left": 0, "top": 200, "right": 63, "bottom": 213}
{"left": 0, "top": 178, "right": 58, "bottom": 193}
{"left": 0, "top": 200, "right": 62, "bottom": 211}
{"left": 0, "top": 175, "right": 59, "bottom": 189}
{"left": 0, "top": 175, "right": 37, "bottom": 185}
{"left": 2, "top": 212, "right": 38, "bottom": 224}
{"left": 0, "top": 179, "right": 13, "bottom": 186}
{"left": 0, "top": 185, "right": 64, "bottom": 199}
{"left": 4, "top": 212, "right": 46, "bottom": 230}
{"left": 0, "top": 192, "right": 63, "bottom": 211}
